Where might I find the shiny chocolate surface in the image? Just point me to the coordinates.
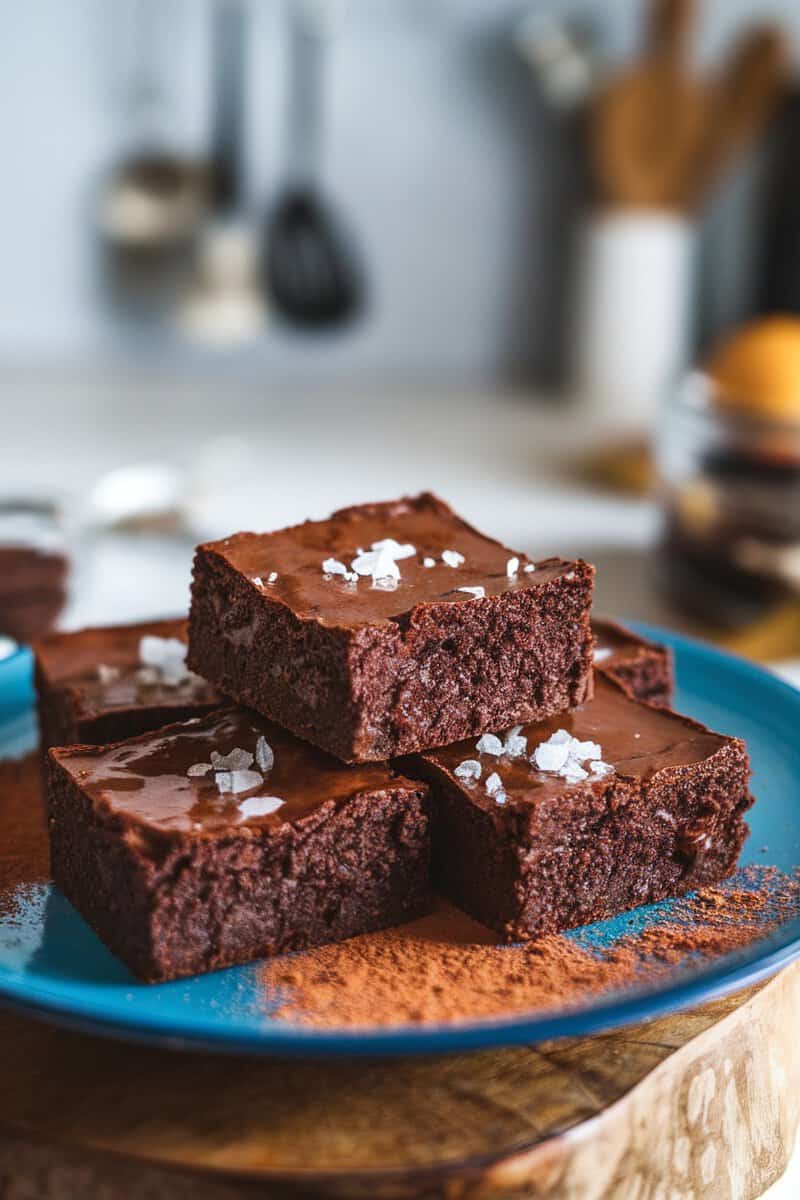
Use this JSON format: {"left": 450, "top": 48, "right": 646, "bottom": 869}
{"left": 52, "top": 708, "right": 405, "bottom": 835}
{"left": 423, "top": 676, "right": 727, "bottom": 812}
{"left": 203, "top": 493, "right": 581, "bottom": 627}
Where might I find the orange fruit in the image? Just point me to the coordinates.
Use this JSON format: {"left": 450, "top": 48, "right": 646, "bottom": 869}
{"left": 706, "top": 315, "right": 800, "bottom": 422}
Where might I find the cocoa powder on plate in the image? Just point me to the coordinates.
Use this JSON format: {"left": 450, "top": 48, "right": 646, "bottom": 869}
{"left": 262, "top": 868, "right": 800, "bottom": 1029}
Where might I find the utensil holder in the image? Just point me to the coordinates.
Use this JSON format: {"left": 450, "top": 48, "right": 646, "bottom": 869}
{"left": 570, "top": 211, "right": 696, "bottom": 430}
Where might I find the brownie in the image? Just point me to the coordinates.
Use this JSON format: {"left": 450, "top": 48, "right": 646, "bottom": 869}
{"left": 0, "top": 502, "right": 68, "bottom": 642}
{"left": 592, "top": 618, "right": 673, "bottom": 706}
{"left": 406, "top": 676, "right": 752, "bottom": 942}
{"left": 34, "top": 619, "right": 222, "bottom": 750}
{"left": 47, "top": 708, "right": 432, "bottom": 982}
{"left": 188, "top": 493, "right": 595, "bottom": 762}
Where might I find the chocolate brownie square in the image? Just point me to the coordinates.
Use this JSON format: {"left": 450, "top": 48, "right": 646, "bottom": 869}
{"left": 34, "top": 619, "right": 221, "bottom": 749}
{"left": 592, "top": 618, "right": 673, "bottom": 706}
{"left": 188, "top": 493, "right": 595, "bottom": 762}
{"left": 47, "top": 708, "right": 431, "bottom": 982}
{"left": 407, "top": 676, "right": 751, "bottom": 941}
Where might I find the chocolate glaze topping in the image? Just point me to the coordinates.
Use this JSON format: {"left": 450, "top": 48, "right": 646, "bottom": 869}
{"left": 52, "top": 708, "right": 408, "bottom": 836}
{"left": 423, "top": 676, "right": 729, "bottom": 812}
{"left": 36, "top": 619, "right": 218, "bottom": 716}
{"left": 201, "top": 493, "right": 578, "bottom": 627}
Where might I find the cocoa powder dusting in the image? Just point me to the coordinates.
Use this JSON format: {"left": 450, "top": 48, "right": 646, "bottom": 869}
{"left": 262, "top": 868, "right": 800, "bottom": 1030}
{"left": 0, "top": 753, "right": 48, "bottom": 914}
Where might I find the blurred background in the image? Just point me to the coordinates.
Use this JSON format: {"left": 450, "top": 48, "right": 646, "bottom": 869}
{"left": 5, "top": 0, "right": 800, "bottom": 678}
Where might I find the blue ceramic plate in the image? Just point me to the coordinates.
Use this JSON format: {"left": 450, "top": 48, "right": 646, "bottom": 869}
{"left": 1, "top": 625, "right": 800, "bottom": 1057}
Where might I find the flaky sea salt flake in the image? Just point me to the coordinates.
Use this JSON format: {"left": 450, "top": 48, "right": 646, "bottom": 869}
{"left": 454, "top": 759, "right": 481, "bottom": 784}
{"left": 267, "top": 571, "right": 278, "bottom": 584}
{"left": 187, "top": 762, "right": 212, "bottom": 778}
{"left": 533, "top": 740, "right": 570, "bottom": 772}
{"left": 503, "top": 726, "right": 528, "bottom": 757}
{"left": 322, "top": 557, "right": 349, "bottom": 577}
{"left": 572, "top": 739, "right": 602, "bottom": 762}
{"left": 506, "top": 557, "right": 519, "bottom": 577}
{"left": 457, "top": 586, "right": 485, "bottom": 599}
{"left": 441, "top": 549, "right": 464, "bottom": 568}
{"left": 371, "top": 538, "right": 416, "bottom": 560}
{"left": 561, "top": 762, "right": 589, "bottom": 783}
{"left": 255, "top": 736, "right": 274, "bottom": 773}
{"left": 423, "top": 557, "right": 436, "bottom": 568}
{"left": 476, "top": 733, "right": 503, "bottom": 756}
{"left": 210, "top": 747, "right": 254, "bottom": 771}
{"left": 485, "top": 771, "right": 504, "bottom": 796}
{"left": 593, "top": 647, "right": 612, "bottom": 663}
{"left": 590, "top": 760, "right": 615, "bottom": 779}
{"left": 238, "top": 795, "right": 285, "bottom": 821}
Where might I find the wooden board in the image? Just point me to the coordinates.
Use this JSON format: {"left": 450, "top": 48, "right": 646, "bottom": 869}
{"left": 0, "top": 961, "right": 798, "bottom": 1200}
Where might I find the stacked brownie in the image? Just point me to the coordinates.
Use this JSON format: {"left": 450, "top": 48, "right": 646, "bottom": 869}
{"left": 43, "top": 493, "right": 752, "bottom": 983}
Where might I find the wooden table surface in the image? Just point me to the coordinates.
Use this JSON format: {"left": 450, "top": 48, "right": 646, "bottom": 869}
{"left": 1, "top": 961, "right": 798, "bottom": 1200}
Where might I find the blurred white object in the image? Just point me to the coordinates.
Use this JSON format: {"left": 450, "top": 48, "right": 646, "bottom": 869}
{"left": 571, "top": 212, "right": 695, "bottom": 430}
{"left": 177, "top": 222, "right": 266, "bottom": 347}
{"left": 0, "top": 636, "right": 17, "bottom": 662}
{"left": 513, "top": 13, "right": 598, "bottom": 111}
{"left": 88, "top": 463, "right": 186, "bottom": 532}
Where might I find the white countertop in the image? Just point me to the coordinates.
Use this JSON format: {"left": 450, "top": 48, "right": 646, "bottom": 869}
{"left": 3, "top": 365, "right": 662, "bottom": 628}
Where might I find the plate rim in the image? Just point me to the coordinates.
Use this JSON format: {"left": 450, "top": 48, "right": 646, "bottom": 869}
{"left": 2, "top": 624, "right": 800, "bottom": 1058}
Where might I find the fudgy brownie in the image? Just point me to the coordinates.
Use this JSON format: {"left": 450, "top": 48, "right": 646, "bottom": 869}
{"left": 0, "top": 502, "right": 68, "bottom": 642}
{"left": 188, "top": 493, "right": 595, "bottom": 762}
{"left": 47, "top": 708, "right": 431, "bottom": 982}
{"left": 592, "top": 618, "right": 673, "bottom": 706}
{"left": 34, "top": 619, "right": 222, "bottom": 749}
{"left": 407, "top": 676, "right": 751, "bottom": 942}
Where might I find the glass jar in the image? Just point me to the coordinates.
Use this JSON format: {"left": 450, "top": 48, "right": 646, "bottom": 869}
{"left": 656, "top": 373, "right": 800, "bottom": 629}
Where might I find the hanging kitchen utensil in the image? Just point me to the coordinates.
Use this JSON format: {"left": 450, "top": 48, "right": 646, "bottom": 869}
{"left": 177, "top": 0, "right": 267, "bottom": 347}
{"left": 264, "top": 0, "right": 364, "bottom": 330}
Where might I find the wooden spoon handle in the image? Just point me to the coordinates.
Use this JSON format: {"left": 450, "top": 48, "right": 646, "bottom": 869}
{"left": 693, "top": 28, "right": 789, "bottom": 203}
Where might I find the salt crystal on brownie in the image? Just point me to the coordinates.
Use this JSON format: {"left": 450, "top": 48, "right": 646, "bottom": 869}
{"left": 506, "top": 557, "right": 519, "bottom": 577}
{"left": 211, "top": 747, "right": 254, "bottom": 771}
{"left": 454, "top": 758, "right": 481, "bottom": 783}
{"left": 503, "top": 726, "right": 528, "bottom": 757}
{"left": 255, "top": 735, "right": 274, "bottom": 773}
{"left": 457, "top": 586, "right": 485, "bottom": 599}
{"left": 476, "top": 732, "right": 503, "bottom": 756}
{"left": 533, "top": 739, "right": 571, "bottom": 772}
{"left": 187, "top": 762, "right": 212, "bottom": 778}
{"left": 267, "top": 572, "right": 278, "bottom": 584}
{"left": 238, "top": 795, "right": 285, "bottom": 821}
{"left": 485, "top": 771, "right": 504, "bottom": 796}
{"left": 216, "top": 767, "right": 264, "bottom": 796}
{"left": 139, "top": 635, "right": 194, "bottom": 687}
{"left": 322, "top": 557, "right": 349, "bottom": 577}
{"left": 593, "top": 647, "right": 613, "bottom": 662}
{"left": 523, "top": 563, "right": 536, "bottom": 573}
{"left": 371, "top": 538, "right": 416, "bottom": 560}
{"left": 422, "top": 557, "right": 436, "bottom": 568}
{"left": 441, "top": 549, "right": 464, "bottom": 568}
{"left": 590, "top": 760, "right": 615, "bottom": 779}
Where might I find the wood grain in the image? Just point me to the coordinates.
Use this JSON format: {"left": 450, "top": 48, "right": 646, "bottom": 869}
{"left": 1, "top": 962, "right": 798, "bottom": 1199}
